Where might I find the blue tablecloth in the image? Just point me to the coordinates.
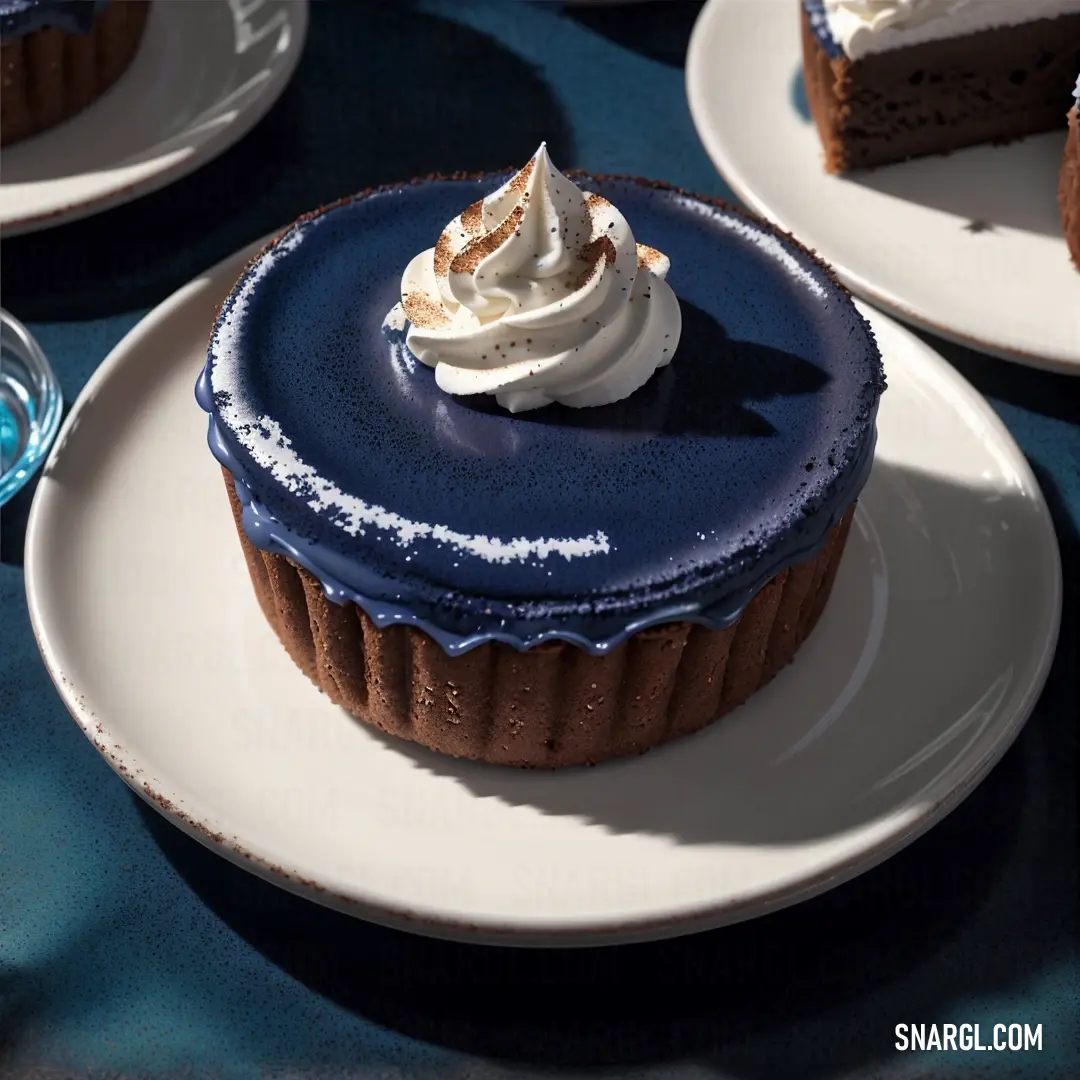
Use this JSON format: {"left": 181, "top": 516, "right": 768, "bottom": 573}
{"left": 2, "top": 2, "right": 1077, "bottom": 1076}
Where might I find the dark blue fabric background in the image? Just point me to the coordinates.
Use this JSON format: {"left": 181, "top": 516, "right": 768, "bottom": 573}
{"left": 1, "top": 2, "right": 1077, "bottom": 1077}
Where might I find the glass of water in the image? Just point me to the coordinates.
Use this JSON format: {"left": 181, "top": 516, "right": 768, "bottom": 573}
{"left": 1, "top": 308, "right": 63, "bottom": 506}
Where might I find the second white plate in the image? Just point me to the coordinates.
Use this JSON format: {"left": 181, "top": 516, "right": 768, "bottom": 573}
{"left": 25, "top": 241, "right": 1061, "bottom": 946}
{"left": 0, "top": 0, "right": 308, "bottom": 235}
{"left": 686, "top": 0, "right": 1080, "bottom": 373}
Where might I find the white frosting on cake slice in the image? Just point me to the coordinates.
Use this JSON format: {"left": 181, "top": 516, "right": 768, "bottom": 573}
{"left": 824, "top": 0, "right": 1080, "bottom": 60}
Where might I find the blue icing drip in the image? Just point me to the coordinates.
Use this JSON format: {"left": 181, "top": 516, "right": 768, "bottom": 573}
{"left": 803, "top": 0, "right": 844, "bottom": 59}
{"left": 197, "top": 175, "right": 885, "bottom": 654}
{"left": 198, "top": 367, "right": 877, "bottom": 655}
{"left": 0, "top": 0, "right": 107, "bottom": 40}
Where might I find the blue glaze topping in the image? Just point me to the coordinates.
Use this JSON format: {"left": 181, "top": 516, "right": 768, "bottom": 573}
{"left": 197, "top": 175, "right": 884, "bottom": 654}
{"left": 0, "top": 0, "right": 106, "bottom": 40}
{"left": 803, "top": 0, "right": 844, "bottom": 59}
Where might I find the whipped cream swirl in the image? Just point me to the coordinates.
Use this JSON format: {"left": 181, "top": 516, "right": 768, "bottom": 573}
{"left": 390, "top": 144, "right": 681, "bottom": 414}
{"left": 823, "top": 0, "right": 1080, "bottom": 60}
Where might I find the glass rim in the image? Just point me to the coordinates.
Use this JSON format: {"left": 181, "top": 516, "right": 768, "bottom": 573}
{"left": 1, "top": 306, "right": 64, "bottom": 507}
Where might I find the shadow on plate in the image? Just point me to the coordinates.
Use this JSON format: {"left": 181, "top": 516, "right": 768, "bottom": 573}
{"left": 563, "top": 0, "right": 705, "bottom": 69}
{"left": 846, "top": 132, "right": 1066, "bottom": 237}
{"left": 0, "top": 0, "right": 573, "bottom": 320}
{"left": 354, "top": 461, "right": 1049, "bottom": 846}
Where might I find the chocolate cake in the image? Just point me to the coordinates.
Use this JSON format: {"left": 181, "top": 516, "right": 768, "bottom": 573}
{"left": 197, "top": 149, "right": 885, "bottom": 768}
{"left": 801, "top": 0, "right": 1080, "bottom": 172}
{"left": 1061, "top": 76, "right": 1080, "bottom": 270}
{"left": 0, "top": 0, "right": 150, "bottom": 146}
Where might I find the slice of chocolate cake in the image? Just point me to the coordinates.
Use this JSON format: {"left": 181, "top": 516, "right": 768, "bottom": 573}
{"left": 1061, "top": 75, "right": 1080, "bottom": 270}
{"left": 801, "top": 0, "right": 1080, "bottom": 173}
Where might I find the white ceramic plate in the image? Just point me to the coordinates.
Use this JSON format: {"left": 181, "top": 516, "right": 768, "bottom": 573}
{"left": 0, "top": 0, "right": 308, "bottom": 236}
{"left": 25, "top": 239, "right": 1061, "bottom": 947}
{"left": 686, "top": 0, "right": 1080, "bottom": 373}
